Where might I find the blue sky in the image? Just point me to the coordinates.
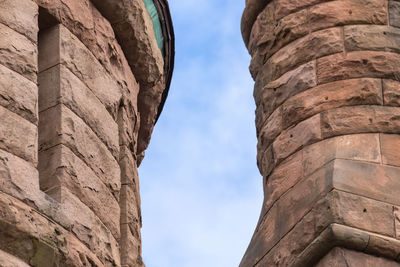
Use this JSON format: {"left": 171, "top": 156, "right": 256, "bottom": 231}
{"left": 139, "top": 1, "right": 263, "bottom": 266}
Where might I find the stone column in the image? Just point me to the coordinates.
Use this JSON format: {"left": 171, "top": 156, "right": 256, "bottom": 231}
{"left": 241, "top": 0, "right": 400, "bottom": 266}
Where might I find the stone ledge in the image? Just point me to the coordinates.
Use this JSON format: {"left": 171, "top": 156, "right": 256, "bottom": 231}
{"left": 292, "top": 223, "right": 400, "bottom": 267}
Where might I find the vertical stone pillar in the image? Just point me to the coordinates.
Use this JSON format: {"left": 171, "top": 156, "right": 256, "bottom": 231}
{"left": 241, "top": 0, "right": 400, "bottom": 266}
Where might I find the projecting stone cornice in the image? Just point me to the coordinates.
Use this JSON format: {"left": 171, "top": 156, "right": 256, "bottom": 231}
{"left": 241, "top": 0, "right": 270, "bottom": 47}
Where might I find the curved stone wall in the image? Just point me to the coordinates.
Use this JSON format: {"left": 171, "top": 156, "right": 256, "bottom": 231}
{"left": 0, "top": 0, "right": 172, "bottom": 266}
{"left": 242, "top": 0, "right": 400, "bottom": 266}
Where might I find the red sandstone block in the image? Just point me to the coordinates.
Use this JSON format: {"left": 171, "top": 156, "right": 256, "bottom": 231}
{"left": 0, "top": 0, "right": 38, "bottom": 43}
{"left": 255, "top": 61, "right": 316, "bottom": 122}
{"left": 250, "top": 8, "right": 309, "bottom": 78}
{"left": 0, "top": 64, "right": 38, "bottom": 125}
{"left": 38, "top": 144, "right": 121, "bottom": 239}
{"left": 39, "top": 104, "right": 121, "bottom": 199}
{"left": 302, "top": 134, "right": 381, "bottom": 177}
{"left": 390, "top": 1, "right": 400, "bottom": 28}
{"left": 0, "top": 105, "right": 37, "bottom": 165}
{"left": 120, "top": 223, "right": 143, "bottom": 267}
{"left": 257, "top": 144, "right": 274, "bottom": 177}
{"left": 332, "top": 159, "right": 400, "bottom": 206}
{"left": 255, "top": 189, "right": 396, "bottom": 266}
{"left": 321, "top": 106, "right": 400, "bottom": 139}
{"left": 381, "top": 133, "right": 400, "bottom": 167}
{"left": 282, "top": 78, "right": 382, "bottom": 129}
{"left": 316, "top": 247, "right": 400, "bottom": 267}
{"left": 258, "top": 106, "right": 282, "bottom": 149}
{"left": 309, "top": 0, "right": 388, "bottom": 32}
{"left": 264, "top": 27, "right": 343, "bottom": 82}
{"left": 345, "top": 25, "right": 400, "bottom": 54}
{"left": 120, "top": 184, "right": 140, "bottom": 225}
{"left": 0, "top": 23, "right": 37, "bottom": 83}
{"left": 263, "top": 150, "right": 303, "bottom": 217}
{"left": 317, "top": 51, "right": 400, "bottom": 84}
{"left": 384, "top": 79, "right": 400, "bottom": 107}
{"left": 276, "top": 162, "right": 334, "bottom": 240}
{"left": 329, "top": 190, "right": 395, "bottom": 237}
{"left": 274, "top": 0, "right": 323, "bottom": 20}
{"left": 272, "top": 114, "right": 322, "bottom": 164}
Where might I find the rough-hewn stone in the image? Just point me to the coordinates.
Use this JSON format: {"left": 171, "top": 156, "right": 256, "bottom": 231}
{"left": 0, "top": 105, "right": 37, "bottom": 164}
{"left": 317, "top": 51, "right": 400, "bottom": 84}
{"left": 390, "top": 1, "right": 400, "bottom": 28}
{"left": 0, "top": 64, "right": 38, "bottom": 125}
{"left": 39, "top": 64, "right": 119, "bottom": 159}
{"left": 0, "top": 23, "right": 37, "bottom": 82}
{"left": 39, "top": 104, "right": 121, "bottom": 199}
{"left": 0, "top": 0, "right": 38, "bottom": 43}
{"left": 243, "top": 0, "right": 400, "bottom": 264}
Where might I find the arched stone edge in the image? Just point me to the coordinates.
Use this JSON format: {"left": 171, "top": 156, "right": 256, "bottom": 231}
{"left": 241, "top": 0, "right": 271, "bottom": 48}
{"left": 90, "top": 0, "right": 175, "bottom": 158}
{"left": 291, "top": 223, "right": 400, "bottom": 267}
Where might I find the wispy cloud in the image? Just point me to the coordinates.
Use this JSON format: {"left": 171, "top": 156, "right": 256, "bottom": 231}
{"left": 139, "top": 1, "right": 263, "bottom": 266}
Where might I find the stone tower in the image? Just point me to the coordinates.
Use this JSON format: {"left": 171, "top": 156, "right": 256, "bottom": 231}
{"left": 241, "top": 0, "right": 400, "bottom": 266}
{"left": 0, "top": 0, "right": 173, "bottom": 266}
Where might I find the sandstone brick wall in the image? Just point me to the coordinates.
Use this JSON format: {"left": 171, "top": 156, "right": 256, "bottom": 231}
{"left": 0, "top": 0, "right": 167, "bottom": 266}
{"left": 241, "top": 0, "right": 400, "bottom": 266}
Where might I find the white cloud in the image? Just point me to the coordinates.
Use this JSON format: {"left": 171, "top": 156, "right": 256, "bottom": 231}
{"left": 139, "top": 1, "right": 262, "bottom": 266}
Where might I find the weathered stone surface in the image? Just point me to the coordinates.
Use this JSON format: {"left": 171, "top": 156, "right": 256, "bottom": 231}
{"left": 274, "top": 0, "right": 323, "bottom": 20}
{"left": 47, "top": 187, "right": 120, "bottom": 266}
{"left": 303, "top": 134, "right": 381, "bottom": 177}
{"left": 242, "top": 161, "right": 334, "bottom": 267}
{"left": 263, "top": 151, "right": 303, "bottom": 215}
{"left": 120, "top": 222, "right": 143, "bottom": 267}
{"left": 390, "top": 0, "right": 400, "bottom": 28}
{"left": 282, "top": 78, "right": 382, "bottom": 129}
{"left": 250, "top": 8, "right": 309, "bottom": 78}
{"left": 257, "top": 144, "right": 274, "bottom": 177}
{"left": 381, "top": 134, "right": 400, "bottom": 167}
{"left": 255, "top": 61, "right": 316, "bottom": 121}
{"left": 39, "top": 104, "right": 120, "bottom": 199}
{"left": 394, "top": 206, "right": 400, "bottom": 239}
{"left": 309, "top": 0, "right": 388, "bottom": 32}
{"left": 0, "top": 0, "right": 38, "bottom": 43}
{"left": 329, "top": 190, "right": 395, "bottom": 237}
{"left": 321, "top": 106, "right": 400, "bottom": 138}
{"left": 345, "top": 25, "right": 400, "bottom": 54}
{"left": 384, "top": 79, "right": 400, "bottom": 107}
{"left": 264, "top": 27, "right": 343, "bottom": 82}
{"left": 241, "top": 0, "right": 270, "bottom": 47}
{"left": 0, "top": 249, "right": 30, "bottom": 267}
{"left": 39, "top": 24, "right": 122, "bottom": 119}
{"left": 0, "top": 64, "right": 38, "bottom": 125}
{"left": 0, "top": 190, "right": 105, "bottom": 266}
{"left": 0, "top": 23, "right": 37, "bottom": 82}
{"left": 0, "top": 105, "right": 37, "bottom": 164}
{"left": 272, "top": 114, "right": 322, "bottom": 163}
{"left": 317, "top": 51, "right": 400, "bottom": 84}
{"left": 316, "top": 247, "right": 400, "bottom": 266}
{"left": 258, "top": 106, "right": 282, "bottom": 148}
{"left": 39, "top": 64, "right": 119, "bottom": 159}
{"left": 39, "top": 144, "right": 120, "bottom": 239}
{"left": 333, "top": 159, "right": 400, "bottom": 206}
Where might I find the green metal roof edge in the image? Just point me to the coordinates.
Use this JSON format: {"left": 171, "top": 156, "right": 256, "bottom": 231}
{"left": 143, "top": 0, "right": 165, "bottom": 54}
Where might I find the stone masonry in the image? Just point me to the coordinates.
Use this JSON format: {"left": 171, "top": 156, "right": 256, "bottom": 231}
{"left": 0, "top": 0, "right": 173, "bottom": 266}
{"left": 242, "top": 0, "right": 400, "bottom": 266}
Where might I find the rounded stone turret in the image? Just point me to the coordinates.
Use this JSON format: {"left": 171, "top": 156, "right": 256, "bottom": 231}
{"left": 0, "top": 0, "right": 173, "bottom": 266}
{"left": 241, "top": 0, "right": 400, "bottom": 266}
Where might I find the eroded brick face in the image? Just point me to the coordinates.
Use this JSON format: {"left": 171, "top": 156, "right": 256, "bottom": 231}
{"left": 242, "top": 0, "right": 400, "bottom": 266}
